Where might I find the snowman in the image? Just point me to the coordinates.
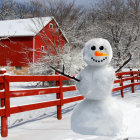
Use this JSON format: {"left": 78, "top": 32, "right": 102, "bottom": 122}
{"left": 71, "top": 38, "right": 123, "bottom": 136}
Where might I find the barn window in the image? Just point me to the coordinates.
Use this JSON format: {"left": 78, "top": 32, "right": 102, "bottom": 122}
{"left": 41, "top": 46, "right": 44, "bottom": 51}
{"left": 49, "top": 23, "right": 53, "bottom": 29}
{"left": 15, "top": 66, "right": 22, "bottom": 70}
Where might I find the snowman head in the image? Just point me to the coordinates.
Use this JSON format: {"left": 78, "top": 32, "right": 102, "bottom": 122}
{"left": 83, "top": 38, "right": 112, "bottom": 67}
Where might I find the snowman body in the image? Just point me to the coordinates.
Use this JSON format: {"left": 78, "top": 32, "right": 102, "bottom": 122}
{"left": 71, "top": 38, "right": 123, "bottom": 136}
{"left": 76, "top": 65, "right": 114, "bottom": 100}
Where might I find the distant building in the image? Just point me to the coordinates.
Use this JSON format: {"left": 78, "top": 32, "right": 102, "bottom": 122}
{"left": 0, "top": 17, "right": 68, "bottom": 74}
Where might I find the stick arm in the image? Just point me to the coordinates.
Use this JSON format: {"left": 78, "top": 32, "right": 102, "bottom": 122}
{"left": 115, "top": 54, "right": 132, "bottom": 73}
{"left": 50, "top": 66, "right": 80, "bottom": 82}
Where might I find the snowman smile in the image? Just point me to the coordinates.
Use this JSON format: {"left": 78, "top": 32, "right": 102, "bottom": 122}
{"left": 91, "top": 57, "right": 107, "bottom": 63}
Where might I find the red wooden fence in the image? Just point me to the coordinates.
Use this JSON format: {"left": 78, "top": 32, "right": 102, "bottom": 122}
{"left": 113, "top": 70, "right": 140, "bottom": 98}
{"left": 0, "top": 69, "right": 140, "bottom": 137}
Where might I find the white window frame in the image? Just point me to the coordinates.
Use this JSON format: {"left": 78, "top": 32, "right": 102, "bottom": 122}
{"left": 41, "top": 46, "right": 44, "bottom": 51}
{"left": 49, "top": 23, "right": 53, "bottom": 29}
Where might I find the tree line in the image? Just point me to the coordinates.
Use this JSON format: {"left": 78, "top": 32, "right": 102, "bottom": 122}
{"left": 0, "top": 0, "right": 140, "bottom": 74}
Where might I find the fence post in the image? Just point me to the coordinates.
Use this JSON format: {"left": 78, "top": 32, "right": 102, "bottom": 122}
{"left": 59, "top": 76, "right": 63, "bottom": 106}
{"left": 2, "top": 74, "right": 10, "bottom": 138}
{"left": 138, "top": 70, "right": 140, "bottom": 82}
{"left": 130, "top": 69, "right": 135, "bottom": 93}
{"left": 56, "top": 73, "right": 62, "bottom": 120}
{"left": 0, "top": 69, "right": 9, "bottom": 137}
{"left": 0, "top": 68, "right": 6, "bottom": 107}
{"left": 120, "top": 72, "right": 124, "bottom": 98}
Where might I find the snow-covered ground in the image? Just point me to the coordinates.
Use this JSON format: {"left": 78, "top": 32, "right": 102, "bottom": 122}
{"left": 0, "top": 82, "right": 140, "bottom": 140}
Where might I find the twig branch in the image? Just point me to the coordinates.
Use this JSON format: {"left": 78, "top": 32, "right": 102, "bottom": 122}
{"left": 50, "top": 66, "right": 80, "bottom": 82}
{"left": 115, "top": 54, "right": 132, "bottom": 73}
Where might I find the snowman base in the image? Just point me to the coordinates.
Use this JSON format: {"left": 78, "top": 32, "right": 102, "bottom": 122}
{"left": 71, "top": 99, "right": 123, "bottom": 136}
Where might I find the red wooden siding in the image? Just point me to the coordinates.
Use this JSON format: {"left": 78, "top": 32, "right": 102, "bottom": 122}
{"left": 0, "top": 37, "right": 33, "bottom": 67}
{"left": 34, "top": 20, "right": 67, "bottom": 62}
{"left": 0, "top": 19, "right": 67, "bottom": 68}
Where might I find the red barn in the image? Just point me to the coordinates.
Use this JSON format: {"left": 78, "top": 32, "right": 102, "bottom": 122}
{"left": 0, "top": 17, "right": 68, "bottom": 74}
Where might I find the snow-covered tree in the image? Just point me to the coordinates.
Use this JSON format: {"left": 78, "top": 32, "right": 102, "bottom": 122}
{"left": 88, "top": 0, "right": 140, "bottom": 68}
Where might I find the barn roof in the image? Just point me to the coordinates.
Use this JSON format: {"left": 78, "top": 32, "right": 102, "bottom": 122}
{"left": 0, "top": 17, "right": 53, "bottom": 37}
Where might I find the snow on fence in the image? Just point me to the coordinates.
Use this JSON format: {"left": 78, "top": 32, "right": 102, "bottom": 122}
{"left": 0, "top": 69, "right": 140, "bottom": 137}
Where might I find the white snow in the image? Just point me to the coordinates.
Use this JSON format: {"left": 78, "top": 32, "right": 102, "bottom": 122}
{"left": 0, "top": 81, "right": 140, "bottom": 139}
{"left": 0, "top": 88, "right": 140, "bottom": 140}
{"left": 0, "top": 17, "right": 52, "bottom": 37}
{"left": 0, "top": 68, "right": 6, "bottom": 71}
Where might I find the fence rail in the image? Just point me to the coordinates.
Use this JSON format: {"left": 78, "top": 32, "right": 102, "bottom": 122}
{"left": 0, "top": 69, "right": 140, "bottom": 137}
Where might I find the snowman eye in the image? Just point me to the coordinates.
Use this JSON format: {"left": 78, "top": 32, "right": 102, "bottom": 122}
{"left": 99, "top": 46, "right": 104, "bottom": 50}
{"left": 91, "top": 46, "right": 96, "bottom": 51}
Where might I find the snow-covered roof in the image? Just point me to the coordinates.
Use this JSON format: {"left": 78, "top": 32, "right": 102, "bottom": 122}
{"left": 0, "top": 17, "right": 52, "bottom": 37}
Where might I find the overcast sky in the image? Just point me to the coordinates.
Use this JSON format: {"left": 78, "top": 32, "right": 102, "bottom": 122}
{"left": 65, "top": 0, "right": 97, "bottom": 7}
{"left": 14, "top": 0, "right": 98, "bottom": 8}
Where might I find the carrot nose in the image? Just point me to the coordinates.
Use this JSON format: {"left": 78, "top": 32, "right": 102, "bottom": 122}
{"left": 94, "top": 51, "right": 109, "bottom": 56}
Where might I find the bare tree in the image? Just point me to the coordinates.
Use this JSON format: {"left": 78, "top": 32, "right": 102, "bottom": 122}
{"left": 29, "top": 0, "right": 45, "bottom": 17}
{"left": 88, "top": 0, "right": 140, "bottom": 68}
{"left": 37, "top": 0, "right": 87, "bottom": 49}
{"left": 43, "top": 0, "right": 84, "bottom": 25}
{"left": 0, "top": 0, "right": 16, "bottom": 20}
{"left": 14, "top": 2, "right": 31, "bottom": 19}
{"left": 27, "top": 17, "right": 69, "bottom": 76}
